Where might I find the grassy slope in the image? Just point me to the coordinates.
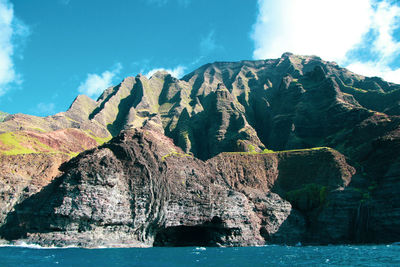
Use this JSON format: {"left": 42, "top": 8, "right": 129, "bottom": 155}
{"left": 223, "top": 146, "right": 332, "bottom": 156}
{"left": 0, "top": 130, "right": 111, "bottom": 156}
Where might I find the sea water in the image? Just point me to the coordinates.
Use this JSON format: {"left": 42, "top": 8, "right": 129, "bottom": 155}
{"left": 1, "top": 244, "right": 400, "bottom": 267}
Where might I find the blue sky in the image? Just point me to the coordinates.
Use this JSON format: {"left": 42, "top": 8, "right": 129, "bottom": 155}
{"left": 0, "top": 0, "right": 399, "bottom": 116}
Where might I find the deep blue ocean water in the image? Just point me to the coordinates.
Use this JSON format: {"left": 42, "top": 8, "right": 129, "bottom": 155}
{"left": 1, "top": 244, "right": 400, "bottom": 267}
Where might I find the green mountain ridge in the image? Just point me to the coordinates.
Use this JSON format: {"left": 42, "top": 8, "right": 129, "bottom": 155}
{"left": 1, "top": 53, "right": 400, "bottom": 161}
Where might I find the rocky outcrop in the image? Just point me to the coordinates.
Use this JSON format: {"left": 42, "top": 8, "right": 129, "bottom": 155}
{"left": 0, "top": 153, "right": 70, "bottom": 227}
{"left": 0, "top": 126, "right": 357, "bottom": 247}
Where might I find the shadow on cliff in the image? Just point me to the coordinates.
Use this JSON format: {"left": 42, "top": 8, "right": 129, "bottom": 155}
{"left": 259, "top": 209, "right": 306, "bottom": 245}
{"left": 107, "top": 79, "right": 144, "bottom": 136}
{"left": 0, "top": 175, "right": 66, "bottom": 240}
{"left": 89, "top": 83, "right": 122, "bottom": 121}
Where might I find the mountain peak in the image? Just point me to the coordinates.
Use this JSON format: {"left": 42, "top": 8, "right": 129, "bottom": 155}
{"left": 152, "top": 70, "right": 171, "bottom": 77}
{"left": 281, "top": 51, "right": 294, "bottom": 57}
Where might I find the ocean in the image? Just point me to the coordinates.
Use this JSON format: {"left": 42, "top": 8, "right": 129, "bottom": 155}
{"left": 1, "top": 244, "right": 399, "bottom": 267}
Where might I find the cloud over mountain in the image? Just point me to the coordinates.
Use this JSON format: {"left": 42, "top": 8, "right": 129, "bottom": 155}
{"left": 145, "top": 65, "right": 186, "bottom": 79}
{"left": 78, "top": 63, "right": 122, "bottom": 98}
{"left": 251, "top": 0, "right": 400, "bottom": 83}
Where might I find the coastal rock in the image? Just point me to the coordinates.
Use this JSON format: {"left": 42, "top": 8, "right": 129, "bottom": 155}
{"left": 0, "top": 153, "right": 70, "bottom": 227}
{"left": 0, "top": 127, "right": 356, "bottom": 247}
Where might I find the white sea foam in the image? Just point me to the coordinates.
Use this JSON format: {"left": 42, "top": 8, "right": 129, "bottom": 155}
{"left": 0, "top": 240, "right": 150, "bottom": 249}
{"left": 0, "top": 241, "right": 78, "bottom": 249}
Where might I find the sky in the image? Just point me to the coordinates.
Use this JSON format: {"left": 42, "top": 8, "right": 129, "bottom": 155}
{"left": 0, "top": 0, "right": 399, "bottom": 116}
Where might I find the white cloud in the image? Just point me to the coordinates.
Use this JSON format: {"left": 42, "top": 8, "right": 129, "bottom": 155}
{"left": 78, "top": 63, "right": 122, "bottom": 98}
{"left": 346, "top": 61, "right": 400, "bottom": 84}
{"left": 0, "top": 0, "right": 28, "bottom": 96}
{"left": 369, "top": 1, "right": 400, "bottom": 58}
{"left": 145, "top": 65, "right": 186, "bottom": 79}
{"left": 251, "top": 0, "right": 400, "bottom": 83}
{"left": 346, "top": 1, "right": 400, "bottom": 83}
{"left": 252, "top": 0, "right": 373, "bottom": 62}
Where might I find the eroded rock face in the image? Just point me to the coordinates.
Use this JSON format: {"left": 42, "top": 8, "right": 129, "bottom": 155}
{"left": 0, "top": 127, "right": 356, "bottom": 247}
{"left": 0, "top": 153, "right": 70, "bottom": 227}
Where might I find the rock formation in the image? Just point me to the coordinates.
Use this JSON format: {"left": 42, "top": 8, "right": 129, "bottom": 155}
{"left": 0, "top": 125, "right": 354, "bottom": 247}
{"left": 0, "top": 53, "right": 400, "bottom": 246}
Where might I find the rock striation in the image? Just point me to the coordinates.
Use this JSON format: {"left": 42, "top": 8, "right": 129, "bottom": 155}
{"left": 1, "top": 53, "right": 400, "bottom": 246}
{"left": 0, "top": 124, "right": 354, "bottom": 247}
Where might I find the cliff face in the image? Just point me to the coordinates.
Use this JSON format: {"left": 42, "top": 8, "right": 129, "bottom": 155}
{"left": 0, "top": 153, "right": 70, "bottom": 228}
{"left": 0, "top": 125, "right": 355, "bottom": 247}
{"left": 1, "top": 53, "right": 400, "bottom": 246}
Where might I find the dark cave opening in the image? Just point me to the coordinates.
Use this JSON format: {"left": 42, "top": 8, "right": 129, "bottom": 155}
{"left": 153, "top": 216, "right": 240, "bottom": 247}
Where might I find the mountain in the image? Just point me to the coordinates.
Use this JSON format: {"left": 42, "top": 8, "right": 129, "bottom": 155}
{"left": 2, "top": 53, "right": 399, "bottom": 159}
{"left": 0, "top": 53, "right": 400, "bottom": 247}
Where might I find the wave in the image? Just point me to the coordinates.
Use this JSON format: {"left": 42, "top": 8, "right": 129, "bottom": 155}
{"left": 0, "top": 241, "right": 78, "bottom": 249}
{"left": 0, "top": 241, "right": 153, "bottom": 249}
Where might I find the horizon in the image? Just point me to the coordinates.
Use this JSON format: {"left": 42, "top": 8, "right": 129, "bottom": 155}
{"left": 0, "top": 0, "right": 399, "bottom": 116}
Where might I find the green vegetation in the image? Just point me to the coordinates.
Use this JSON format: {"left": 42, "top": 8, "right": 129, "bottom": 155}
{"left": 274, "top": 147, "right": 331, "bottom": 153}
{"left": 68, "top": 152, "right": 80, "bottom": 158}
{"left": 31, "top": 127, "right": 45, "bottom": 132}
{"left": 0, "top": 131, "right": 84, "bottom": 158}
{"left": 350, "top": 181, "right": 378, "bottom": 203}
{"left": 355, "top": 189, "right": 372, "bottom": 203}
{"left": 84, "top": 130, "right": 112, "bottom": 146}
{"left": 91, "top": 135, "right": 112, "bottom": 146}
{"left": 285, "top": 183, "right": 327, "bottom": 211}
{"left": 0, "top": 131, "right": 67, "bottom": 156}
{"left": 181, "top": 130, "right": 189, "bottom": 140}
{"left": 247, "top": 144, "right": 255, "bottom": 152}
{"left": 0, "top": 132, "right": 36, "bottom": 155}
{"left": 161, "top": 151, "right": 193, "bottom": 161}
{"left": 343, "top": 85, "right": 368, "bottom": 94}
{"left": 225, "top": 146, "right": 331, "bottom": 156}
{"left": 0, "top": 111, "right": 8, "bottom": 122}
{"left": 64, "top": 116, "right": 80, "bottom": 124}
{"left": 262, "top": 148, "right": 274, "bottom": 153}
